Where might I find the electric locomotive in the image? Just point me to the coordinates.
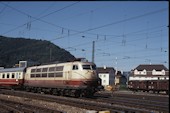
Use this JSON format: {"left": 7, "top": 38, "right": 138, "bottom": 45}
{"left": 23, "top": 58, "right": 102, "bottom": 97}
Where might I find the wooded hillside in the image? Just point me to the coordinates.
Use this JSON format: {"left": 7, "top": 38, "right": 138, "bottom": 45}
{"left": 0, "top": 36, "right": 75, "bottom": 68}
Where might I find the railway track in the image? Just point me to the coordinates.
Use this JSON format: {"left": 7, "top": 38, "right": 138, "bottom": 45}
{"left": 100, "top": 91, "right": 169, "bottom": 102}
{"left": 0, "top": 96, "right": 63, "bottom": 113}
{"left": 0, "top": 89, "right": 168, "bottom": 113}
{"left": 93, "top": 92, "right": 169, "bottom": 113}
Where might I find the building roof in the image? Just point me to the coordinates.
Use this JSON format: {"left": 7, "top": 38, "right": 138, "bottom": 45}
{"left": 97, "top": 67, "right": 115, "bottom": 73}
{"left": 134, "top": 64, "right": 169, "bottom": 71}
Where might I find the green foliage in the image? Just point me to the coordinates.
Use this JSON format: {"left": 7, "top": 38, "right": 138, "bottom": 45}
{"left": 0, "top": 36, "right": 75, "bottom": 67}
{"left": 119, "top": 84, "right": 128, "bottom": 90}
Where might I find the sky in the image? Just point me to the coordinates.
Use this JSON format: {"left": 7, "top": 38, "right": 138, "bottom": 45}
{"left": 0, "top": 1, "right": 169, "bottom": 71}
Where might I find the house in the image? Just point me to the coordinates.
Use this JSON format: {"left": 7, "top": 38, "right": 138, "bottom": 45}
{"left": 131, "top": 64, "right": 169, "bottom": 76}
{"left": 115, "top": 71, "right": 121, "bottom": 85}
{"left": 114, "top": 71, "right": 128, "bottom": 90}
{"left": 97, "top": 66, "right": 115, "bottom": 89}
{"left": 120, "top": 74, "right": 127, "bottom": 85}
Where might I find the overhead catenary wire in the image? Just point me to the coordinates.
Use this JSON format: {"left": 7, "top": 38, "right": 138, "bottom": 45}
{"left": 0, "top": 4, "right": 167, "bottom": 60}
{"left": 0, "top": 2, "right": 80, "bottom": 35}
{"left": 0, "top": 2, "right": 168, "bottom": 41}
{"left": 50, "top": 7, "right": 168, "bottom": 41}
{"left": 0, "top": 3, "right": 8, "bottom": 15}
{"left": 35, "top": 2, "right": 56, "bottom": 17}
{"left": 66, "top": 25, "right": 167, "bottom": 50}
{"left": 0, "top": 2, "right": 168, "bottom": 68}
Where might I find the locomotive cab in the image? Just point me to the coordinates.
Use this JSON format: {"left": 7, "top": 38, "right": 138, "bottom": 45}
{"left": 69, "top": 61, "right": 103, "bottom": 93}
{"left": 71, "top": 63, "right": 97, "bottom": 79}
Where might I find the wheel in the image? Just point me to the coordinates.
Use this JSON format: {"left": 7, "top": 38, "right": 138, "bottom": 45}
{"left": 74, "top": 90, "right": 81, "bottom": 98}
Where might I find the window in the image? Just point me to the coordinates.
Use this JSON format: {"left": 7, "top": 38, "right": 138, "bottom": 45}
{"left": 31, "top": 69, "right": 36, "bottom": 73}
{"left": 31, "top": 74, "right": 35, "bottom": 78}
{"left": 55, "top": 72, "right": 63, "bottom": 77}
{"left": 36, "top": 68, "right": 41, "bottom": 72}
{"left": 42, "top": 68, "right": 48, "bottom": 72}
{"left": 12, "top": 73, "right": 15, "bottom": 78}
{"left": 42, "top": 73, "right": 47, "bottom": 77}
{"left": 56, "top": 66, "right": 63, "bottom": 71}
{"left": 73, "top": 65, "right": 78, "bottom": 70}
{"left": 92, "top": 65, "right": 96, "bottom": 70}
{"left": 82, "top": 65, "right": 91, "bottom": 70}
{"left": 2, "top": 74, "right": 5, "bottom": 78}
{"left": 49, "top": 67, "right": 55, "bottom": 72}
{"left": 48, "top": 73, "right": 55, "bottom": 77}
{"left": 7, "top": 73, "right": 10, "bottom": 78}
{"left": 36, "top": 74, "right": 41, "bottom": 77}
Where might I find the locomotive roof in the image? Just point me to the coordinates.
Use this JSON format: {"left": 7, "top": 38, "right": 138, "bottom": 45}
{"left": 0, "top": 67, "right": 25, "bottom": 73}
{"left": 27, "top": 61, "right": 95, "bottom": 69}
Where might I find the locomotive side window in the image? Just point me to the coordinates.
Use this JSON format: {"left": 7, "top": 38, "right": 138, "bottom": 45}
{"left": 42, "top": 73, "right": 47, "bottom": 77}
{"left": 31, "top": 69, "right": 36, "bottom": 73}
{"left": 42, "top": 68, "right": 48, "bottom": 72}
{"left": 36, "top": 74, "right": 41, "bottom": 77}
{"left": 29, "top": 66, "right": 64, "bottom": 78}
{"left": 36, "top": 68, "right": 41, "bottom": 72}
{"left": 49, "top": 67, "right": 55, "bottom": 72}
{"left": 56, "top": 66, "right": 63, "bottom": 71}
{"left": 48, "top": 73, "right": 55, "bottom": 77}
{"left": 73, "top": 65, "right": 78, "bottom": 70}
{"left": 55, "top": 72, "right": 63, "bottom": 77}
{"left": 31, "top": 74, "right": 35, "bottom": 78}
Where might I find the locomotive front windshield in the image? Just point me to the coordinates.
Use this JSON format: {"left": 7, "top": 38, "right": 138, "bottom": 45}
{"left": 82, "top": 65, "right": 96, "bottom": 70}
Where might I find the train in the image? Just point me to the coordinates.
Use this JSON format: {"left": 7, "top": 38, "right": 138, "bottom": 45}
{"left": 0, "top": 58, "right": 103, "bottom": 97}
{"left": 128, "top": 75, "right": 169, "bottom": 94}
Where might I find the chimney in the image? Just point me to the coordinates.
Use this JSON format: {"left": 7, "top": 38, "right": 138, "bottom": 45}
{"left": 103, "top": 65, "right": 106, "bottom": 69}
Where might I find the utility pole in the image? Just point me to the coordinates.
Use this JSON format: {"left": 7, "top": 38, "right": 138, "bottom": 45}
{"left": 50, "top": 48, "right": 52, "bottom": 62}
{"left": 115, "top": 57, "right": 117, "bottom": 75}
{"left": 92, "top": 41, "right": 95, "bottom": 63}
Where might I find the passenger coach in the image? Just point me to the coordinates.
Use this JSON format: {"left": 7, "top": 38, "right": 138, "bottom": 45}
{"left": 0, "top": 67, "right": 25, "bottom": 89}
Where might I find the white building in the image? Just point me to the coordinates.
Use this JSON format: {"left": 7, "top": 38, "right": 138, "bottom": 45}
{"left": 97, "top": 66, "right": 115, "bottom": 89}
{"left": 132, "top": 64, "right": 169, "bottom": 76}
{"left": 129, "top": 64, "right": 169, "bottom": 81}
